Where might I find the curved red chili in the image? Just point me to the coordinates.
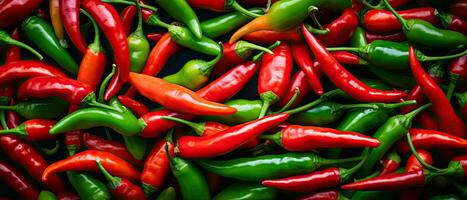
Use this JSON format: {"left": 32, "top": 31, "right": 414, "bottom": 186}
{"left": 243, "top": 28, "right": 302, "bottom": 44}
{"left": 65, "top": 131, "right": 83, "bottom": 156}
{"left": 96, "top": 160, "right": 145, "bottom": 200}
{"left": 83, "top": 133, "right": 142, "bottom": 166}
{"left": 0, "top": 119, "right": 56, "bottom": 142}
{"left": 292, "top": 42, "right": 323, "bottom": 95}
{"left": 396, "top": 128, "right": 467, "bottom": 152}
{"left": 60, "top": 0, "right": 87, "bottom": 54}
{"left": 332, "top": 51, "right": 367, "bottom": 65}
{"left": 0, "top": 0, "right": 43, "bottom": 28}
{"left": 341, "top": 170, "right": 426, "bottom": 190}
{"left": 5, "top": 28, "right": 21, "bottom": 63}
{"left": 0, "top": 60, "right": 68, "bottom": 85}
{"left": 117, "top": 96, "right": 149, "bottom": 117}
{"left": 0, "top": 161, "right": 39, "bottom": 199}
{"left": 365, "top": 31, "right": 407, "bottom": 43}
{"left": 120, "top": 6, "right": 137, "bottom": 35}
{"left": 380, "top": 151, "right": 401, "bottom": 176}
{"left": 447, "top": 55, "right": 467, "bottom": 99}
{"left": 147, "top": 33, "right": 163, "bottom": 43}
{"left": 141, "top": 139, "right": 174, "bottom": 195}
{"left": 364, "top": 7, "right": 438, "bottom": 34}
{"left": 277, "top": 70, "right": 310, "bottom": 108}
{"left": 301, "top": 24, "right": 406, "bottom": 102}
{"left": 316, "top": 8, "right": 359, "bottom": 47}
{"left": 399, "top": 150, "right": 433, "bottom": 200}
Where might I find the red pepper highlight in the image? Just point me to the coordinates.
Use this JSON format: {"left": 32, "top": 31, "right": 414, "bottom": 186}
{"left": 120, "top": 6, "right": 137, "bottom": 35}
{"left": 0, "top": 60, "right": 68, "bottom": 85}
{"left": 0, "top": 0, "right": 43, "bottom": 28}
{"left": 5, "top": 28, "right": 21, "bottom": 63}
{"left": 60, "top": 0, "right": 87, "bottom": 54}
{"left": 117, "top": 96, "right": 149, "bottom": 117}
{"left": 316, "top": 8, "right": 359, "bottom": 47}
{"left": 292, "top": 42, "right": 323, "bottom": 95}
{"left": 141, "top": 139, "right": 174, "bottom": 195}
{"left": 341, "top": 170, "right": 426, "bottom": 190}
{"left": 396, "top": 128, "right": 467, "bottom": 152}
{"left": 83, "top": 133, "right": 142, "bottom": 166}
{"left": 0, "top": 161, "right": 39, "bottom": 199}
{"left": 277, "top": 70, "right": 310, "bottom": 108}
{"left": 0, "top": 119, "right": 56, "bottom": 142}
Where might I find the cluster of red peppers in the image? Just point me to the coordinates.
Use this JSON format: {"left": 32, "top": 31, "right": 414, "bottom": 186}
{"left": 0, "top": 0, "right": 466, "bottom": 199}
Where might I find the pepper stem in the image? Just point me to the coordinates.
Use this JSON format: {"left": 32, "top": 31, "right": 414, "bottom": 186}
{"left": 381, "top": 100, "right": 417, "bottom": 109}
{"left": 80, "top": 9, "right": 102, "bottom": 51}
{"left": 160, "top": 116, "right": 204, "bottom": 136}
{"left": 258, "top": 99, "right": 271, "bottom": 118}
{"left": 284, "top": 89, "right": 343, "bottom": 115}
{"left": 236, "top": 40, "right": 273, "bottom": 59}
{"left": 0, "top": 30, "right": 43, "bottom": 60}
{"left": 307, "top": 6, "right": 323, "bottom": 30}
{"left": 265, "top": 0, "right": 272, "bottom": 12}
{"left": 326, "top": 47, "right": 361, "bottom": 53}
{"left": 132, "top": 0, "right": 144, "bottom": 34}
{"left": 344, "top": 150, "right": 369, "bottom": 177}
{"left": 36, "top": 141, "right": 60, "bottom": 155}
{"left": 84, "top": 93, "right": 121, "bottom": 112}
{"left": 252, "top": 41, "right": 281, "bottom": 62}
{"left": 0, "top": 105, "right": 17, "bottom": 111}
{"left": 446, "top": 74, "right": 459, "bottom": 100}
{"left": 0, "top": 111, "right": 7, "bottom": 130}
{"left": 423, "top": 50, "right": 467, "bottom": 62}
{"left": 304, "top": 23, "right": 330, "bottom": 35}
{"left": 276, "top": 87, "right": 300, "bottom": 113}
{"left": 259, "top": 132, "right": 283, "bottom": 147}
{"left": 403, "top": 103, "right": 431, "bottom": 122}
{"left": 231, "top": 1, "right": 262, "bottom": 17}
{"left": 165, "top": 142, "right": 175, "bottom": 165}
{"left": 361, "top": 0, "right": 384, "bottom": 9}
{"left": 98, "top": 65, "right": 116, "bottom": 103}
{"left": 382, "top": 0, "right": 409, "bottom": 30}
{"left": 101, "top": 0, "right": 158, "bottom": 12}
{"left": 324, "top": 155, "right": 364, "bottom": 166}
{"left": 202, "top": 42, "right": 224, "bottom": 75}
{"left": 96, "top": 159, "right": 121, "bottom": 189}
{"left": 0, "top": 124, "right": 25, "bottom": 137}
{"left": 406, "top": 132, "right": 442, "bottom": 172}
{"left": 146, "top": 15, "right": 170, "bottom": 29}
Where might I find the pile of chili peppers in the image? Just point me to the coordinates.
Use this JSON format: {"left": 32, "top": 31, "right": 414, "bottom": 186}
{"left": 0, "top": 0, "right": 466, "bottom": 199}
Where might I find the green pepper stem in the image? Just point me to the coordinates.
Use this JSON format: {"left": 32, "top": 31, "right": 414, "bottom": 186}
{"left": 86, "top": 99, "right": 121, "bottom": 112}
{"left": 382, "top": 100, "right": 417, "bottom": 109}
{"left": 132, "top": 0, "right": 144, "bottom": 34}
{"left": 276, "top": 87, "right": 300, "bottom": 113}
{"left": 307, "top": 6, "right": 323, "bottom": 30}
{"left": 284, "top": 89, "right": 343, "bottom": 115}
{"left": 447, "top": 74, "right": 459, "bottom": 101}
{"left": 165, "top": 129, "right": 174, "bottom": 143}
{"left": 98, "top": 65, "right": 116, "bottom": 103}
{"left": 160, "top": 116, "right": 204, "bottom": 136}
{"left": 259, "top": 132, "right": 283, "bottom": 147}
{"left": 382, "top": 0, "right": 409, "bottom": 30}
{"left": 258, "top": 99, "right": 271, "bottom": 118}
{"left": 146, "top": 15, "right": 170, "bottom": 29}
{"left": 406, "top": 132, "right": 442, "bottom": 172}
{"left": 304, "top": 24, "right": 330, "bottom": 35}
{"left": 231, "top": 1, "right": 262, "bottom": 17}
{"left": 422, "top": 50, "right": 467, "bottom": 62}
{"left": 101, "top": 0, "right": 158, "bottom": 12}
{"left": 361, "top": 0, "right": 384, "bottom": 9}
{"left": 0, "top": 105, "right": 17, "bottom": 111}
{"left": 0, "top": 126, "right": 25, "bottom": 136}
{"left": 0, "top": 111, "right": 8, "bottom": 130}
{"left": 252, "top": 41, "right": 281, "bottom": 62}
{"left": 264, "top": 0, "right": 272, "bottom": 12}
{"left": 96, "top": 159, "right": 121, "bottom": 189}
{"left": 80, "top": 9, "right": 102, "bottom": 51}
{"left": 339, "top": 103, "right": 379, "bottom": 110}
{"left": 0, "top": 31, "right": 43, "bottom": 60}
{"left": 344, "top": 150, "right": 369, "bottom": 177}
{"left": 326, "top": 47, "right": 361, "bottom": 53}
{"left": 236, "top": 40, "right": 273, "bottom": 58}
{"left": 165, "top": 142, "right": 175, "bottom": 165}
{"left": 36, "top": 141, "right": 60, "bottom": 155}
{"left": 403, "top": 103, "right": 431, "bottom": 122}
{"left": 203, "top": 42, "right": 224, "bottom": 73}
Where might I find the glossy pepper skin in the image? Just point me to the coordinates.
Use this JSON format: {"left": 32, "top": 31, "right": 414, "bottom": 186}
{"left": 201, "top": 8, "right": 264, "bottom": 38}
{"left": 292, "top": 42, "right": 323, "bottom": 95}
{"left": 0, "top": 161, "right": 39, "bottom": 199}
{"left": 0, "top": 98, "right": 67, "bottom": 120}
{"left": 0, "top": 119, "right": 56, "bottom": 142}
{"left": 316, "top": 8, "right": 359, "bottom": 47}
{"left": 5, "top": 28, "right": 21, "bottom": 63}
{"left": 0, "top": 29, "right": 43, "bottom": 60}
{"left": 127, "top": 1, "right": 150, "bottom": 73}
{"left": 364, "top": 7, "right": 438, "bottom": 34}
{"left": 49, "top": 0, "right": 66, "bottom": 48}
{"left": 213, "top": 182, "right": 278, "bottom": 200}
{"left": 437, "top": 12, "right": 467, "bottom": 35}
{"left": 21, "top": 16, "right": 79, "bottom": 74}
{"left": 446, "top": 55, "right": 467, "bottom": 99}
{"left": 397, "top": 128, "right": 467, "bottom": 152}
{"left": 60, "top": 0, "right": 87, "bottom": 54}
{"left": 380, "top": 151, "right": 401, "bottom": 176}
{"left": 187, "top": 0, "right": 257, "bottom": 16}
{"left": 96, "top": 160, "right": 145, "bottom": 200}
{"left": 297, "top": 190, "right": 346, "bottom": 200}
{"left": 82, "top": 0, "right": 130, "bottom": 101}
{"left": 365, "top": 32, "right": 407, "bottom": 43}
{"left": 277, "top": 70, "right": 311, "bottom": 108}
{"left": 301, "top": 24, "right": 406, "bottom": 102}
{"left": 168, "top": 24, "right": 221, "bottom": 56}
{"left": 155, "top": 0, "right": 203, "bottom": 38}
{"left": 83, "top": 133, "right": 142, "bottom": 166}
{"left": 141, "top": 139, "right": 174, "bottom": 196}
{"left": 0, "top": 0, "right": 43, "bottom": 28}
{"left": 243, "top": 29, "right": 302, "bottom": 44}
{"left": 177, "top": 113, "right": 289, "bottom": 158}
{"left": 120, "top": 6, "right": 137, "bottom": 35}
{"left": 201, "top": 99, "right": 262, "bottom": 125}
{"left": 0, "top": 60, "right": 67, "bottom": 85}
{"left": 117, "top": 96, "right": 149, "bottom": 117}
{"left": 67, "top": 172, "right": 111, "bottom": 200}
{"left": 42, "top": 150, "right": 140, "bottom": 182}
{"left": 129, "top": 72, "right": 236, "bottom": 116}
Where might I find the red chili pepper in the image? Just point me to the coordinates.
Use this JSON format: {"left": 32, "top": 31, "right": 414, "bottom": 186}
{"left": 341, "top": 170, "right": 426, "bottom": 190}
{"left": 0, "top": 119, "right": 56, "bottom": 142}
{"left": 125, "top": 33, "right": 181, "bottom": 98}
{"left": 363, "top": 7, "right": 438, "bottom": 34}
{"left": 396, "top": 128, "right": 467, "bottom": 152}
{"left": 331, "top": 51, "right": 367, "bottom": 65}
{"left": 409, "top": 46, "right": 465, "bottom": 137}
{"left": 64, "top": 131, "right": 83, "bottom": 156}
{"left": 0, "top": 60, "right": 68, "bottom": 85}
{"left": 365, "top": 31, "right": 407, "bottom": 43}
{"left": 96, "top": 160, "right": 145, "bottom": 200}
{"left": 449, "top": 0, "right": 467, "bottom": 20}
{"left": 82, "top": 0, "right": 130, "bottom": 101}
{"left": 316, "top": 8, "right": 359, "bottom": 47}
{"left": 0, "top": 161, "right": 39, "bottom": 199}
{"left": 42, "top": 150, "right": 140, "bottom": 181}
{"left": 6, "top": 100, "right": 21, "bottom": 130}
{"left": 292, "top": 42, "right": 323, "bottom": 95}
{"left": 399, "top": 150, "right": 433, "bottom": 200}
{"left": 452, "top": 155, "right": 467, "bottom": 179}
{"left": 176, "top": 113, "right": 289, "bottom": 158}
{"left": 258, "top": 43, "right": 293, "bottom": 117}
{"left": 120, "top": 6, "right": 137, "bottom": 35}
{"left": 243, "top": 29, "right": 302, "bottom": 44}
{"left": 83, "top": 133, "right": 142, "bottom": 166}
{"left": 60, "top": 0, "right": 87, "bottom": 54}
{"left": 5, "top": 28, "right": 21, "bottom": 63}
{"left": 0, "top": 135, "right": 66, "bottom": 192}
{"left": 297, "top": 190, "right": 342, "bottom": 200}
{"left": 301, "top": 24, "right": 406, "bottom": 102}
{"left": 277, "top": 70, "right": 310, "bottom": 108}
{"left": 140, "top": 60, "right": 259, "bottom": 138}
{"left": 447, "top": 55, "right": 467, "bottom": 99}
{"left": 141, "top": 139, "right": 174, "bottom": 195}
{"left": 146, "top": 33, "right": 163, "bottom": 43}
{"left": 117, "top": 96, "right": 149, "bottom": 117}
{"left": 388, "top": 0, "right": 410, "bottom": 8}
{"left": 414, "top": 112, "right": 438, "bottom": 130}
{"left": 0, "top": 0, "right": 43, "bottom": 28}
{"left": 129, "top": 72, "right": 236, "bottom": 116}
{"left": 264, "top": 125, "right": 380, "bottom": 151}
{"left": 57, "top": 193, "right": 80, "bottom": 200}
{"left": 380, "top": 151, "right": 401, "bottom": 176}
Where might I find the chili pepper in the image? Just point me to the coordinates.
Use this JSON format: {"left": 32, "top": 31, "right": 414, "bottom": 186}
{"left": 397, "top": 128, "right": 467, "bottom": 152}
{"left": 214, "top": 182, "right": 278, "bottom": 200}
{"left": 0, "top": 29, "right": 43, "bottom": 60}
{"left": 243, "top": 28, "right": 302, "bottom": 44}
{"left": 82, "top": 0, "right": 130, "bottom": 101}
{"left": 60, "top": 0, "right": 87, "bottom": 54}
{"left": 409, "top": 47, "right": 465, "bottom": 137}
{"left": 147, "top": 33, "right": 162, "bottom": 42}
{"left": 21, "top": 16, "right": 78, "bottom": 74}
{"left": 196, "top": 153, "right": 362, "bottom": 181}
{"left": 350, "top": 26, "right": 367, "bottom": 48}
{"left": 156, "top": 187, "right": 176, "bottom": 200}
{"left": 0, "top": 119, "right": 56, "bottom": 142}
{"left": 0, "top": 0, "right": 43, "bottom": 28}
{"left": 117, "top": 96, "right": 149, "bottom": 117}
{"left": 276, "top": 71, "right": 310, "bottom": 108}
{"left": 450, "top": 0, "right": 467, "bottom": 20}
{"left": 302, "top": 24, "right": 406, "bottom": 102}
{"left": 65, "top": 131, "right": 83, "bottom": 156}
{"left": 189, "top": 0, "right": 261, "bottom": 17}
{"left": 327, "top": 40, "right": 467, "bottom": 70}
{"left": 201, "top": 99, "right": 262, "bottom": 125}
{"left": 43, "top": 150, "right": 140, "bottom": 181}
{"left": 177, "top": 113, "right": 288, "bottom": 158}
{"left": 398, "top": 149, "right": 432, "bottom": 200}
{"left": 67, "top": 172, "right": 111, "bottom": 200}
{"left": 77, "top": 9, "right": 106, "bottom": 91}
{"left": 163, "top": 44, "right": 223, "bottom": 90}
{"left": 129, "top": 72, "right": 236, "bottom": 116}
{"left": 141, "top": 138, "right": 174, "bottom": 196}
{"left": 95, "top": 160, "right": 145, "bottom": 200}
{"left": 201, "top": 8, "right": 264, "bottom": 38}
{"left": 229, "top": 0, "right": 352, "bottom": 43}
{"left": 49, "top": 98, "right": 143, "bottom": 136}
{"left": 57, "top": 192, "right": 80, "bottom": 200}
{"left": 384, "top": 0, "right": 467, "bottom": 47}
{"left": 355, "top": 104, "right": 430, "bottom": 178}
{"left": 127, "top": 2, "right": 150, "bottom": 73}
{"left": 5, "top": 28, "right": 21, "bottom": 63}
{"left": 364, "top": 7, "right": 438, "bottom": 34}
{"left": 414, "top": 112, "right": 438, "bottom": 131}
{"left": 0, "top": 161, "right": 39, "bottom": 199}
{"left": 292, "top": 42, "right": 323, "bottom": 95}
{"left": 453, "top": 91, "right": 467, "bottom": 119}
{"left": 436, "top": 11, "right": 467, "bottom": 35}
{"left": 365, "top": 32, "right": 407, "bottom": 43}
{"left": 38, "top": 191, "right": 57, "bottom": 200}
{"left": 0, "top": 60, "right": 68, "bottom": 85}
{"left": 168, "top": 24, "right": 221, "bottom": 56}
{"left": 263, "top": 125, "right": 380, "bottom": 151}
{"left": 297, "top": 190, "right": 348, "bottom": 200}
{"left": 120, "top": 6, "right": 137, "bottom": 35}
{"left": 17, "top": 76, "right": 118, "bottom": 111}
{"left": 155, "top": 0, "right": 202, "bottom": 38}
{"left": 122, "top": 135, "right": 147, "bottom": 161}
{"left": 446, "top": 55, "right": 467, "bottom": 100}
{"left": 342, "top": 170, "right": 429, "bottom": 190}
{"left": 50, "top": 0, "right": 67, "bottom": 48}
{"left": 380, "top": 150, "right": 401, "bottom": 176}
{"left": 166, "top": 144, "right": 210, "bottom": 200}
{"left": 0, "top": 98, "right": 68, "bottom": 119}
{"left": 316, "top": 8, "right": 359, "bottom": 47}
{"left": 82, "top": 133, "right": 141, "bottom": 166}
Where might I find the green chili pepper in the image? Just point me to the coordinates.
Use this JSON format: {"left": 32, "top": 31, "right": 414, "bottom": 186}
{"left": 356, "top": 104, "right": 431, "bottom": 178}
{"left": 383, "top": 0, "right": 467, "bottom": 48}
{"left": 123, "top": 135, "right": 147, "bottom": 160}
{"left": 67, "top": 172, "right": 111, "bottom": 200}
{"left": 328, "top": 40, "right": 467, "bottom": 70}
{"left": 156, "top": 187, "right": 176, "bottom": 200}
{"left": 0, "top": 98, "right": 68, "bottom": 119}
{"left": 201, "top": 8, "right": 264, "bottom": 38}
{"left": 155, "top": 0, "right": 203, "bottom": 38}
{"left": 196, "top": 153, "right": 362, "bottom": 181}
{"left": 366, "top": 66, "right": 416, "bottom": 89}
{"left": 201, "top": 99, "right": 262, "bottom": 125}
{"left": 213, "top": 182, "right": 278, "bottom": 200}
{"left": 49, "top": 98, "right": 145, "bottom": 136}
{"left": 128, "top": 0, "right": 150, "bottom": 73}
{"left": 0, "top": 29, "right": 43, "bottom": 60}
{"left": 168, "top": 24, "right": 221, "bottom": 56}
{"left": 38, "top": 191, "right": 57, "bottom": 200}
{"left": 350, "top": 26, "right": 367, "bottom": 48}
{"left": 166, "top": 145, "right": 210, "bottom": 200}
{"left": 21, "top": 16, "right": 78, "bottom": 74}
